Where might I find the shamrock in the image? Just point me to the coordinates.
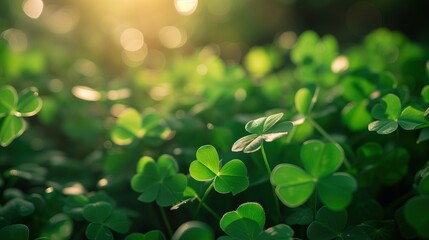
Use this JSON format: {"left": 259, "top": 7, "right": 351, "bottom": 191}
{"left": 131, "top": 155, "right": 187, "bottom": 207}
{"left": 189, "top": 145, "right": 248, "bottom": 195}
{"left": 219, "top": 202, "right": 294, "bottom": 240}
{"left": 0, "top": 85, "right": 42, "bottom": 146}
{"left": 271, "top": 140, "right": 357, "bottom": 210}
{"left": 231, "top": 113, "right": 293, "bottom": 153}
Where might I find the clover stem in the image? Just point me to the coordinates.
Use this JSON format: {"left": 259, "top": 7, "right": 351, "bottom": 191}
{"left": 196, "top": 196, "right": 221, "bottom": 220}
{"left": 195, "top": 182, "right": 214, "bottom": 217}
{"left": 307, "top": 117, "right": 352, "bottom": 169}
{"left": 159, "top": 206, "right": 173, "bottom": 237}
{"left": 261, "top": 144, "right": 281, "bottom": 221}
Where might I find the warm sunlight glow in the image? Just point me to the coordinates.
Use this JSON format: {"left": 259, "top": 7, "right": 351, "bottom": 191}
{"left": 122, "top": 43, "right": 148, "bottom": 67}
{"left": 278, "top": 31, "right": 297, "bottom": 49}
{"left": 159, "top": 26, "right": 186, "bottom": 48}
{"left": 150, "top": 85, "right": 170, "bottom": 101}
{"left": 120, "top": 28, "right": 144, "bottom": 52}
{"left": 1, "top": 29, "right": 28, "bottom": 52}
{"left": 44, "top": 7, "right": 79, "bottom": 34}
{"left": 23, "top": 0, "right": 44, "bottom": 19}
{"left": 62, "top": 183, "right": 84, "bottom": 195}
{"left": 175, "top": 0, "right": 198, "bottom": 15}
{"left": 72, "top": 86, "right": 102, "bottom": 101}
{"left": 331, "top": 55, "right": 349, "bottom": 73}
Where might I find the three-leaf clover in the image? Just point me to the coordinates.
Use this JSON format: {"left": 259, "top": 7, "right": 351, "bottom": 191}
{"left": 271, "top": 140, "right": 357, "bottom": 210}
{"left": 189, "top": 145, "right": 248, "bottom": 195}
{"left": 111, "top": 108, "right": 171, "bottom": 146}
{"left": 131, "top": 155, "right": 187, "bottom": 207}
{"left": 307, "top": 206, "right": 368, "bottom": 240}
{"left": 219, "top": 202, "right": 294, "bottom": 240}
{"left": 231, "top": 113, "right": 293, "bottom": 153}
{"left": 0, "top": 85, "right": 42, "bottom": 146}
{"left": 83, "top": 201, "right": 130, "bottom": 240}
{"left": 368, "top": 93, "right": 401, "bottom": 134}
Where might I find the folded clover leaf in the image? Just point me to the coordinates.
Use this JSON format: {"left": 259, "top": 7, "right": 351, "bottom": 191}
{"left": 83, "top": 201, "right": 130, "bottom": 240}
{"left": 131, "top": 155, "right": 187, "bottom": 207}
{"left": 368, "top": 93, "right": 401, "bottom": 134}
{"left": 0, "top": 85, "right": 42, "bottom": 146}
{"left": 231, "top": 113, "right": 293, "bottom": 153}
{"left": 111, "top": 108, "right": 171, "bottom": 146}
{"left": 271, "top": 140, "right": 357, "bottom": 211}
{"left": 218, "top": 202, "right": 294, "bottom": 240}
{"left": 190, "top": 145, "right": 248, "bottom": 195}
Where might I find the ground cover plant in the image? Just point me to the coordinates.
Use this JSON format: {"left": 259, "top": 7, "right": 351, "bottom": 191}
{"left": 1, "top": 1, "right": 429, "bottom": 239}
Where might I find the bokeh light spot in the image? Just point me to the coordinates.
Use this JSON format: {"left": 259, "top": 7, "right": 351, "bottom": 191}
{"left": 48, "top": 79, "right": 64, "bottom": 93}
{"left": 150, "top": 85, "right": 170, "bottom": 101}
{"left": 277, "top": 31, "right": 297, "bottom": 49}
{"left": 44, "top": 6, "right": 79, "bottom": 34}
{"left": 120, "top": 28, "right": 144, "bottom": 52}
{"left": 331, "top": 56, "right": 349, "bottom": 73}
{"left": 159, "top": 26, "right": 186, "bottom": 49}
{"left": 1, "top": 29, "right": 28, "bottom": 52}
{"left": 72, "top": 86, "right": 102, "bottom": 101}
{"left": 122, "top": 43, "right": 148, "bottom": 67}
{"left": 175, "top": 0, "right": 198, "bottom": 15}
{"left": 23, "top": 0, "right": 44, "bottom": 19}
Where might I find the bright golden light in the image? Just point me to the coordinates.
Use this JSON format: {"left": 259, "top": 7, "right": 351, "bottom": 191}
{"left": 72, "top": 86, "right": 102, "bottom": 101}
{"left": 175, "top": 0, "right": 198, "bottom": 15}
{"left": 331, "top": 55, "right": 349, "bottom": 73}
{"left": 149, "top": 85, "right": 170, "bottom": 101}
{"left": 62, "top": 183, "right": 85, "bottom": 195}
{"left": 120, "top": 28, "right": 144, "bottom": 52}
{"left": 23, "top": 0, "right": 44, "bottom": 19}
{"left": 159, "top": 26, "right": 186, "bottom": 48}
{"left": 44, "top": 6, "right": 79, "bottom": 34}
{"left": 121, "top": 43, "right": 148, "bottom": 67}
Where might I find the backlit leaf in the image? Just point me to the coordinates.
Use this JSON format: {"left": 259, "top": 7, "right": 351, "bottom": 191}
{"left": 317, "top": 173, "right": 357, "bottom": 211}
{"left": 0, "top": 85, "right": 18, "bottom": 117}
{"left": 16, "top": 87, "right": 42, "bottom": 117}
{"left": 0, "top": 115, "right": 26, "bottom": 146}
{"left": 301, "top": 140, "right": 344, "bottom": 178}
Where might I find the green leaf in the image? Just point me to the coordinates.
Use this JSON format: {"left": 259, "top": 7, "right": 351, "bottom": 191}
{"left": 368, "top": 119, "right": 398, "bottom": 134}
{"left": 417, "top": 128, "right": 429, "bottom": 143}
{"left": 257, "top": 224, "right": 294, "bottom": 240}
{"left": 125, "top": 231, "right": 166, "bottom": 240}
{"left": 172, "top": 221, "right": 214, "bottom": 240}
{"left": 341, "top": 100, "right": 372, "bottom": 131}
{"left": 0, "top": 115, "right": 26, "bottom": 146}
{"left": 301, "top": 140, "right": 344, "bottom": 178}
{"left": 0, "top": 85, "right": 18, "bottom": 117}
{"left": 111, "top": 108, "right": 142, "bottom": 145}
{"left": 399, "top": 106, "right": 429, "bottom": 130}
{"left": 232, "top": 113, "right": 293, "bottom": 153}
{"left": 16, "top": 87, "right": 42, "bottom": 117}
{"left": 0, "top": 224, "right": 29, "bottom": 240}
{"left": 83, "top": 202, "right": 113, "bottom": 223}
{"left": 220, "top": 202, "right": 265, "bottom": 240}
{"left": 295, "top": 88, "right": 313, "bottom": 115}
{"left": 379, "top": 93, "right": 401, "bottom": 120}
{"left": 0, "top": 198, "right": 35, "bottom": 220}
{"left": 132, "top": 155, "right": 186, "bottom": 206}
{"left": 291, "top": 31, "right": 319, "bottom": 65}
{"left": 104, "top": 211, "right": 130, "bottom": 234}
{"left": 285, "top": 207, "right": 314, "bottom": 225}
{"left": 422, "top": 85, "right": 429, "bottom": 103}
{"left": 190, "top": 145, "right": 220, "bottom": 181}
{"left": 341, "top": 76, "right": 375, "bottom": 101}
{"left": 271, "top": 164, "right": 315, "bottom": 207}
{"left": 357, "top": 220, "right": 397, "bottom": 240}
{"left": 317, "top": 173, "right": 357, "bottom": 211}
{"left": 85, "top": 222, "right": 113, "bottom": 240}
{"left": 214, "top": 159, "right": 249, "bottom": 195}
{"left": 404, "top": 196, "right": 429, "bottom": 239}
{"left": 157, "top": 174, "right": 187, "bottom": 206}
{"left": 307, "top": 206, "right": 347, "bottom": 240}
{"left": 40, "top": 213, "right": 73, "bottom": 240}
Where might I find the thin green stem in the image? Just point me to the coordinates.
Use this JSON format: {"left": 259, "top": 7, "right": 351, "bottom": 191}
{"left": 195, "top": 182, "right": 214, "bottom": 217}
{"left": 261, "top": 145, "right": 281, "bottom": 222}
{"left": 159, "top": 206, "right": 173, "bottom": 238}
{"left": 195, "top": 196, "right": 221, "bottom": 220}
{"left": 307, "top": 117, "right": 352, "bottom": 169}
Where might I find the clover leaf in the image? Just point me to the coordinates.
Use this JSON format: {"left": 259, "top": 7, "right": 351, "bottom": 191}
{"left": 404, "top": 196, "right": 429, "bottom": 239}
{"left": 125, "top": 231, "right": 165, "bottom": 240}
{"left": 111, "top": 108, "right": 171, "bottom": 146}
{"left": 271, "top": 140, "right": 357, "bottom": 210}
{"left": 368, "top": 93, "right": 401, "bottom": 134}
{"left": 0, "top": 224, "right": 29, "bottom": 240}
{"left": 398, "top": 106, "right": 429, "bottom": 130}
{"left": 171, "top": 221, "right": 214, "bottom": 240}
{"left": 83, "top": 201, "right": 130, "bottom": 240}
{"left": 131, "top": 155, "right": 187, "bottom": 207}
{"left": 189, "top": 145, "right": 248, "bottom": 195}
{"left": 231, "top": 113, "right": 293, "bottom": 153}
{"left": 219, "top": 202, "right": 294, "bottom": 240}
{"left": 0, "top": 85, "right": 42, "bottom": 146}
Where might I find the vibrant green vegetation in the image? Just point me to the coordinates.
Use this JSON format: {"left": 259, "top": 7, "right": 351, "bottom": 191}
{"left": 1, "top": 27, "right": 429, "bottom": 239}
